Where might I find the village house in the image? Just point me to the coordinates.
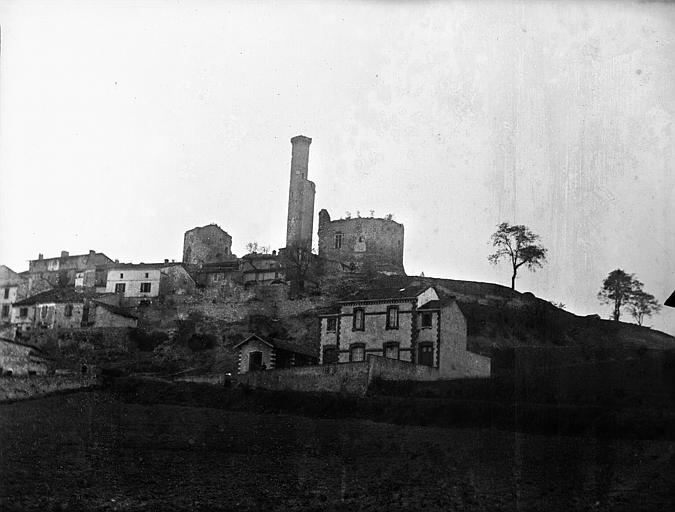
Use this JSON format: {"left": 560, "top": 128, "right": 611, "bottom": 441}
{"left": 0, "top": 265, "right": 29, "bottom": 326}
{"left": 319, "top": 283, "right": 491, "bottom": 379}
{"left": 105, "top": 261, "right": 195, "bottom": 302}
{"left": 26, "top": 250, "right": 114, "bottom": 293}
{"left": 193, "top": 260, "right": 242, "bottom": 288}
{"left": 11, "top": 288, "right": 137, "bottom": 332}
{"left": 0, "top": 337, "right": 51, "bottom": 376}
{"left": 235, "top": 333, "right": 317, "bottom": 374}
{"left": 241, "top": 252, "right": 285, "bottom": 285}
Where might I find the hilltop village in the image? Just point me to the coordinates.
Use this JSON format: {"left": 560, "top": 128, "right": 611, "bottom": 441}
{"left": 1, "top": 136, "right": 672, "bottom": 388}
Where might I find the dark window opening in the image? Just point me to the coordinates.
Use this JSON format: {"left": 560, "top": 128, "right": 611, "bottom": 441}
{"left": 334, "top": 233, "right": 343, "bottom": 249}
{"left": 115, "top": 283, "right": 126, "bottom": 294}
{"left": 326, "top": 317, "right": 337, "bottom": 332}
{"left": 386, "top": 306, "right": 399, "bottom": 330}
{"left": 19, "top": 307, "right": 28, "bottom": 318}
{"left": 140, "top": 282, "right": 152, "bottom": 293}
{"left": 421, "top": 312, "right": 433, "bottom": 328}
{"left": 64, "top": 304, "right": 73, "bottom": 317}
{"left": 120, "top": 273, "right": 124, "bottom": 278}
{"left": 145, "top": 273, "right": 149, "bottom": 278}
{"left": 3, "top": 288, "right": 9, "bottom": 299}
{"left": 1, "top": 305, "right": 9, "bottom": 318}
{"left": 353, "top": 308, "right": 365, "bottom": 331}
{"left": 383, "top": 342, "right": 399, "bottom": 359}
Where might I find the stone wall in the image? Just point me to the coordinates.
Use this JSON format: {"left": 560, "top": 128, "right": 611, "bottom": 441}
{"left": 439, "top": 303, "right": 491, "bottom": 378}
{"left": 317, "top": 210, "right": 405, "bottom": 274}
{"left": 0, "top": 374, "right": 97, "bottom": 402}
{"left": 237, "top": 355, "right": 467, "bottom": 396}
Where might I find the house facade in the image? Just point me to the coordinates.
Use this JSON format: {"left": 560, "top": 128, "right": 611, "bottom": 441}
{"left": 235, "top": 333, "right": 317, "bottom": 374}
{"left": 27, "top": 250, "right": 114, "bottom": 293}
{"left": 319, "top": 284, "right": 490, "bottom": 379}
{"left": 241, "top": 252, "right": 284, "bottom": 284}
{"left": 0, "top": 338, "right": 51, "bottom": 376}
{"left": 0, "top": 266, "right": 29, "bottom": 326}
{"left": 11, "top": 288, "right": 137, "bottom": 332}
{"left": 105, "top": 262, "right": 195, "bottom": 300}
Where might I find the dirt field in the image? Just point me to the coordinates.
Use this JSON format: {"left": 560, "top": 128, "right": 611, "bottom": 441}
{"left": 1, "top": 392, "right": 674, "bottom": 511}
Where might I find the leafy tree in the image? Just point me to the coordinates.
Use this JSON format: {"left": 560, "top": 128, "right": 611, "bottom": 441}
{"left": 245, "top": 242, "right": 270, "bottom": 254}
{"left": 598, "top": 269, "right": 635, "bottom": 322}
{"left": 488, "top": 222, "right": 548, "bottom": 290}
{"left": 628, "top": 288, "right": 661, "bottom": 326}
{"left": 597, "top": 270, "right": 661, "bottom": 324}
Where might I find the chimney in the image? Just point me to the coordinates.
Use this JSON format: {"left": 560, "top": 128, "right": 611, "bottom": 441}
{"left": 114, "top": 259, "right": 119, "bottom": 264}
{"left": 164, "top": 259, "right": 169, "bottom": 264}
{"left": 38, "top": 253, "right": 43, "bottom": 260}
{"left": 290, "top": 135, "right": 312, "bottom": 180}
{"left": 89, "top": 250, "right": 96, "bottom": 256}
{"left": 60, "top": 250, "right": 69, "bottom": 258}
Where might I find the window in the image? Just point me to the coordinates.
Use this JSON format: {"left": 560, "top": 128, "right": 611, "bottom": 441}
{"left": 383, "top": 342, "right": 399, "bottom": 359}
{"left": 115, "top": 283, "right": 126, "bottom": 294}
{"left": 140, "top": 283, "right": 152, "bottom": 293}
{"left": 1, "top": 305, "right": 9, "bottom": 318}
{"left": 323, "top": 346, "right": 338, "bottom": 364}
{"left": 326, "top": 317, "right": 337, "bottom": 332}
{"left": 19, "top": 307, "right": 28, "bottom": 318}
{"left": 352, "top": 308, "right": 365, "bottom": 331}
{"left": 418, "top": 342, "right": 434, "bottom": 366}
{"left": 64, "top": 304, "right": 73, "bottom": 317}
{"left": 145, "top": 273, "right": 149, "bottom": 278}
{"left": 334, "top": 233, "right": 343, "bottom": 249}
{"left": 386, "top": 306, "right": 399, "bottom": 330}
{"left": 41, "top": 305, "right": 49, "bottom": 318}
{"left": 120, "top": 273, "right": 124, "bottom": 278}
{"left": 421, "top": 312, "right": 433, "bottom": 329}
{"left": 349, "top": 344, "right": 365, "bottom": 362}
{"left": 3, "top": 288, "right": 9, "bottom": 299}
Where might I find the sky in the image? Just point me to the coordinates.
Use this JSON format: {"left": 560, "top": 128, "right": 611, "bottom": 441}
{"left": 1, "top": 0, "right": 674, "bottom": 334}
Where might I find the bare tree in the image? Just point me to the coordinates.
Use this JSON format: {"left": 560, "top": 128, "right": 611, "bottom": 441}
{"left": 282, "top": 244, "right": 316, "bottom": 297}
{"left": 488, "top": 222, "right": 547, "bottom": 290}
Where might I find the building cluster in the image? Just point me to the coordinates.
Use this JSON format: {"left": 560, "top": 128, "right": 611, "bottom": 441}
{"left": 1, "top": 136, "right": 489, "bottom": 381}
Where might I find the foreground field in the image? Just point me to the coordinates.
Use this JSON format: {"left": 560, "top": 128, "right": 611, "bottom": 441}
{"left": 1, "top": 392, "right": 674, "bottom": 511}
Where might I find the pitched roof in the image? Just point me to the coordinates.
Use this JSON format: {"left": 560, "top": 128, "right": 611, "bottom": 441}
{"left": 666, "top": 290, "right": 675, "bottom": 308}
{"left": 107, "top": 262, "right": 185, "bottom": 270}
{"left": 0, "top": 337, "right": 51, "bottom": 357}
{"left": 13, "top": 287, "right": 99, "bottom": 306}
{"left": 339, "top": 282, "right": 433, "bottom": 303}
{"left": 233, "top": 333, "right": 316, "bottom": 359}
{"left": 418, "top": 300, "right": 441, "bottom": 310}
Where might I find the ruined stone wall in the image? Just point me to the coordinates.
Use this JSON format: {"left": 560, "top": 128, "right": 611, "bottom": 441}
{"left": 317, "top": 210, "right": 405, "bottom": 274}
{"left": 182, "top": 225, "right": 233, "bottom": 266}
{"left": 438, "top": 303, "right": 491, "bottom": 378}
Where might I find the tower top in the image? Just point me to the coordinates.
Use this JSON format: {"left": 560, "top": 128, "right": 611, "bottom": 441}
{"left": 291, "top": 135, "right": 312, "bottom": 145}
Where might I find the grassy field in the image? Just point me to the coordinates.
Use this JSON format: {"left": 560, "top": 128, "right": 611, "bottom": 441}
{"left": 1, "top": 391, "right": 675, "bottom": 511}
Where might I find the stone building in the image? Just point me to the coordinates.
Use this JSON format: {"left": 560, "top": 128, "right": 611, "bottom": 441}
{"left": 105, "top": 261, "right": 195, "bottom": 301}
{"left": 317, "top": 210, "right": 405, "bottom": 275}
{"left": 0, "top": 266, "right": 29, "bottom": 326}
{"left": 11, "top": 288, "right": 137, "bottom": 332}
{"left": 241, "top": 252, "right": 284, "bottom": 285}
{"left": 235, "top": 333, "right": 317, "bottom": 374}
{"left": 182, "top": 224, "right": 234, "bottom": 266}
{"left": 0, "top": 337, "right": 51, "bottom": 376}
{"left": 27, "top": 250, "right": 114, "bottom": 293}
{"left": 318, "top": 283, "right": 490, "bottom": 379}
{"left": 285, "top": 136, "right": 315, "bottom": 252}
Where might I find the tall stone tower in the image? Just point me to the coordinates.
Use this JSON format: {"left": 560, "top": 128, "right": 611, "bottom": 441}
{"left": 285, "top": 135, "right": 315, "bottom": 251}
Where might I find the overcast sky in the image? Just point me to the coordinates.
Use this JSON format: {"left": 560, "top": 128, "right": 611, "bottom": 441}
{"left": 1, "top": 0, "right": 674, "bottom": 334}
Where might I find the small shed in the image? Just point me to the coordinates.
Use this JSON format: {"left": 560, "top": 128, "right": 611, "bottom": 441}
{"left": 234, "top": 333, "right": 317, "bottom": 374}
